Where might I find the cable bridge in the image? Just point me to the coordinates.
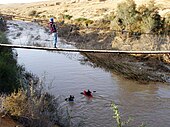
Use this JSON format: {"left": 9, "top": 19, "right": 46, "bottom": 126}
{"left": 0, "top": 44, "right": 170, "bottom": 54}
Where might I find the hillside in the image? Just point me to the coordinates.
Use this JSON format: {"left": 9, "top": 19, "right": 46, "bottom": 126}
{"left": 0, "top": 0, "right": 169, "bottom": 20}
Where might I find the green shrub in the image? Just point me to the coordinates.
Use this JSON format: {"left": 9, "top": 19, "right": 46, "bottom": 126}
{"left": 63, "top": 14, "right": 73, "bottom": 20}
{"left": 111, "top": 102, "right": 146, "bottom": 127}
{"left": 110, "top": 0, "right": 166, "bottom": 33}
{"left": 0, "top": 32, "right": 22, "bottom": 94}
{"left": 74, "top": 18, "right": 93, "bottom": 27}
{"left": 0, "top": 17, "right": 6, "bottom": 32}
{"left": 164, "top": 13, "right": 170, "bottom": 34}
{"left": 137, "top": 0, "right": 164, "bottom": 33}
{"left": 0, "top": 54, "right": 21, "bottom": 93}
{"left": 115, "top": 0, "right": 138, "bottom": 31}
{"left": 0, "top": 32, "right": 8, "bottom": 44}
{"left": 28, "top": 10, "right": 37, "bottom": 17}
{"left": 1, "top": 76, "right": 64, "bottom": 127}
{"left": 0, "top": 49, "right": 21, "bottom": 93}
{"left": 58, "top": 13, "right": 73, "bottom": 21}
{"left": 75, "top": 17, "right": 88, "bottom": 22}
{"left": 110, "top": 0, "right": 169, "bottom": 52}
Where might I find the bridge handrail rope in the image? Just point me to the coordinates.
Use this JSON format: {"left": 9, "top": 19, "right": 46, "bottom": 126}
{"left": 0, "top": 44, "right": 170, "bottom": 54}
{"left": 1, "top": 14, "right": 170, "bottom": 35}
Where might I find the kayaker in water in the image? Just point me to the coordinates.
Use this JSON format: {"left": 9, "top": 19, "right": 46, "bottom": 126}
{"left": 86, "top": 89, "right": 92, "bottom": 96}
{"left": 82, "top": 89, "right": 92, "bottom": 97}
{"left": 65, "top": 95, "right": 74, "bottom": 101}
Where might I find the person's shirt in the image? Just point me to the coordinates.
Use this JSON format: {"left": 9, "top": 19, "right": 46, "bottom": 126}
{"left": 49, "top": 22, "right": 57, "bottom": 34}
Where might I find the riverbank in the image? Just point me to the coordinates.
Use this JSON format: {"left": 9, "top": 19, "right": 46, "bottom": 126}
{"left": 0, "top": 18, "right": 62, "bottom": 127}
{"left": 0, "top": 113, "right": 23, "bottom": 127}
{"left": 60, "top": 27, "right": 170, "bottom": 84}
{"left": 57, "top": 26, "right": 170, "bottom": 83}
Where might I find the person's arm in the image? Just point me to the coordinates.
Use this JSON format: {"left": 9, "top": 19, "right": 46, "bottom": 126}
{"left": 49, "top": 23, "right": 53, "bottom": 34}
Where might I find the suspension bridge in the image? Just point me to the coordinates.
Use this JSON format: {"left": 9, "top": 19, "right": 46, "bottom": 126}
{"left": 0, "top": 43, "right": 170, "bottom": 54}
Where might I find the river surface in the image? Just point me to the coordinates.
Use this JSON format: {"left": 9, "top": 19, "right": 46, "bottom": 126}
{"left": 7, "top": 20, "right": 170, "bottom": 127}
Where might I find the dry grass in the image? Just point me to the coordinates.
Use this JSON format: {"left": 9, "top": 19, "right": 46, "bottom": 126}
{"left": 0, "top": 71, "right": 77, "bottom": 127}
{"left": 0, "top": 77, "right": 63, "bottom": 127}
{"left": 0, "top": 0, "right": 169, "bottom": 21}
{"left": 112, "top": 34, "right": 170, "bottom": 51}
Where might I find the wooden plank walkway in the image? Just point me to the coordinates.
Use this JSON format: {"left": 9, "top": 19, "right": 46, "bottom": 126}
{"left": 0, "top": 44, "right": 170, "bottom": 54}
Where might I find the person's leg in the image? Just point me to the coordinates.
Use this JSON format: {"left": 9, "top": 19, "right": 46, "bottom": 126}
{"left": 53, "top": 32, "right": 57, "bottom": 48}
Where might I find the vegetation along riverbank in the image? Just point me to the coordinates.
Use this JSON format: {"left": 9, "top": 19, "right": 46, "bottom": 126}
{"left": 0, "top": 16, "right": 63, "bottom": 127}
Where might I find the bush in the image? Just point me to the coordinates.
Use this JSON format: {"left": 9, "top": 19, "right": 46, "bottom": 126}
{"left": 137, "top": 0, "right": 164, "bottom": 33}
{"left": 28, "top": 10, "right": 37, "bottom": 17}
{"left": 63, "top": 14, "right": 73, "bottom": 20}
{"left": 58, "top": 13, "right": 73, "bottom": 21}
{"left": 0, "top": 56, "right": 20, "bottom": 93}
{"left": 164, "top": 13, "right": 170, "bottom": 34}
{"left": 2, "top": 88, "right": 57, "bottom": 127}
{"left": 74, "top": 17, "right": 93, "bottom": 27}
{"left": 0, "top": 31, "right": 22, "bottom": 94}
{"left": 75, "top": 17, "right": 88, "bottom": 22}
{"left": 1, "top": 75, "right": 68, "bottom": 127}
{"left": 0, "top": 31, "right": 8, "bottom": 44}
{"left": 110, "top": 0, "right": 169, "bottom": 52}
{"left": 113, "top": 0, "right": 138, "bottom": 32}
{"left": 110, "top": 0, "right": 166, "bottom": 33}
{"left": 0, "top": 17, "right": 6, "bottom": 32}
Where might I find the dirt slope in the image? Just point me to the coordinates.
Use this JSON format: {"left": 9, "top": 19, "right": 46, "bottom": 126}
{"left": 0, "top": 114, "right": 23, "bottom": 127}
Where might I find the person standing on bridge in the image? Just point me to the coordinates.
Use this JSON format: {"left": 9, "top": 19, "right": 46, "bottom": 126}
{"left": 49, "top": 18, "right": 58, "bottom": 48}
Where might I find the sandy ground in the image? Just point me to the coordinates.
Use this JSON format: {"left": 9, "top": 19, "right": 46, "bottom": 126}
{"left": 0, "top": 114, "right": 23, "bottom": 127}
{"left": 0, "top": 0, "right": 169, "bottom": 20}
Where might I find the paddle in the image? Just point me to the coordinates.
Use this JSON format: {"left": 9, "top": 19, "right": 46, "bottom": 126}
{"left": 80, "top": 90, "right": 96, "bottom": 95}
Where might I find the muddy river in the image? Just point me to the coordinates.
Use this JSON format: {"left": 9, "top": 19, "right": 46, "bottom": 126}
{"left": 7, "top": 20, "right": 170, "bottom": 127}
